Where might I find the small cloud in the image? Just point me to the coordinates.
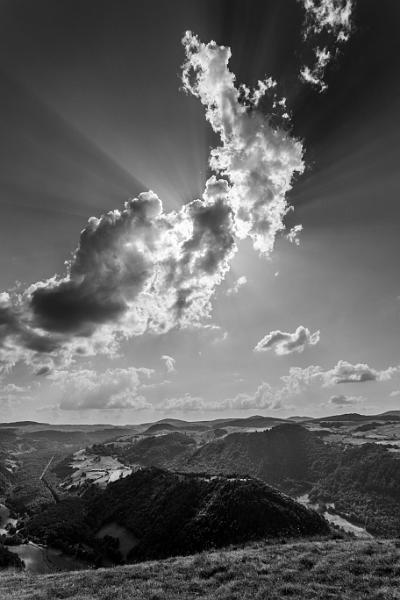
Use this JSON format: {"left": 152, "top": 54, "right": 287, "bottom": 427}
{"left": 2, "top": 383, "right": 29, "bottom": 394}
{"left": 286, "top": 224, "right": 303, "bottom": 246}
{"left": 226, "top": 275, "right": 247, "bottom": 296}
{"left": 329, "top": 394, "right": 364, "bottom": 406}
{"left": 35, "top": 366, "right": 52, "bottom": 377}
{"left": 211, "top": 330, "right": 228, "bottom": 345}
{"left": 161, "top": 355, "right": 176, "bottom": 373}
{"left": 254, "top": 326, "right": 320, "bottom": 355}
{"left": 390, "top": 390, "right": 400, "bottom": 398}
{"left": 141, "top": 379, "right": 171, "bottom": 390}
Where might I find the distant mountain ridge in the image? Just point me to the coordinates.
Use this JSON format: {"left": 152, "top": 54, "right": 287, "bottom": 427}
{"left": 2, "top": 411, "right": 399, "bottom": 433}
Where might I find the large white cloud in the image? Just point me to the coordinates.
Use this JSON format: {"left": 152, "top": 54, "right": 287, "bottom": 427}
{"left": 0, "top": 33, "right": 305, "bottom": 376}
{"left": 254, "top": 326, "right": 320, "bottom": 355}
{"left": 182, "top": 31, "right": 304, "bottom": 254}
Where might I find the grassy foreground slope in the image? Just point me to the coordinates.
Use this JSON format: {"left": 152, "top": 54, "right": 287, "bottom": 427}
{"left": 1, "top": 539, "right": 400, "bottom": 599}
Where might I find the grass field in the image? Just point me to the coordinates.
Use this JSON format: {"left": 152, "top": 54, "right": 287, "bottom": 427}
{"left": 1, "top": 538, "right": 400, "bottom": 599}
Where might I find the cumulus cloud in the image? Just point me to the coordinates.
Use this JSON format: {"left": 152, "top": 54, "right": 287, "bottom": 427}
{"left": 159, "top": 394, "right": 206, "bottom": 412}
{"left": 226, "top": 275, "right": 247, "bottom": 296}
{"left": 219, "top": 382, "right": 284, "bottom": 411}
{"left": 299, "top": 0, "right": 354, "bottom": 91}
{"left": 182, "top": 31, "right": 304, "bottom": 254}
{"left": 158, "top": 382, "right": 283, "bottom": 412}
{"left": 329, "top": 394, "right": 364, "bottom": 406}
{"left": 254, "top": 326, "right": 320, "bottom": 355}
{"left": 281, "top": 360, "right": 397, "bottom": 392}
{"left": 161, "top": 355, "right": 176, "bottom": 373}
{"left": 53, "top": 367, "right": 153, "bottom": 410}
{"left": 144, "top": 357, "right": 398, "bottom": 414}
{"left": 323, "top": 360, "right": 396, "bottom": 385}
{"left": 0, "top": 33, "right": 304, "bottom": 375}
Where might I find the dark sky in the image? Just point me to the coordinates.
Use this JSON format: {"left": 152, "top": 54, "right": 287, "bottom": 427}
{"left": 1, "top": 0, "right": 400, "bottom": 422}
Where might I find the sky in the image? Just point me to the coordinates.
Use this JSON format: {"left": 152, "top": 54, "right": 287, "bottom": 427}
{"left": 0, "top": 0, "right": 400, "bottom": 424}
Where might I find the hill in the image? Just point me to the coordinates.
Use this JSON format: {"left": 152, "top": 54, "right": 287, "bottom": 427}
{"left": 23, "top": 467, "right": 328, "bottom": 564}
{"left": 0, "top": 421, "right": 46, "bottom": 428}
{"left": 143, "top": 423, "right": 180, "bottom": 434}
{"left": 379, "top": 410, "right": 400, "bottom": 418}
{"left": 1, "top": 538, "right": 399, "bottom": 599}
{"left": 176, "top": 423, "right": 337, "bottom": 494}
{"left": 310, "top": 443, "right": 400, "bottom": 536}
{"left": 120, "top": 432, "right": 196, "bottom": 468}
{"left": 0, "top": 464, "right": 13, "bottom": 497}
{"left": 21, "top": 428, "right": 129, "bottom": 444}
{"left": 211, "top": 415, "right": 287, "bottom": 429}
{"left": 312, "top": 412, "right": 400, "bottom": 423}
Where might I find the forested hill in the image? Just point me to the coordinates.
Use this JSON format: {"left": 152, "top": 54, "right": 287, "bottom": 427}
{"left": 120, "top": 432, "right": 196, "bottom": 468}
{"left": 0, "top": 453, "right": 14, "bottom": 496}
{"left": 311, "top": 443, "right": 400, "bottom": 536}
{"left": 86, "top": 468, "right": 328, "bottom": 561}
{"left": 176, "top": 423, "right": 336, "bottom": 493}
{"left": 25, "top": 467, "right": 328, "bottom": 564}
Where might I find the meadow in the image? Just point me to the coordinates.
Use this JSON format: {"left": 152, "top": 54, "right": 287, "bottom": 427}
{"left": 1, "top": 538, "right": 399, "bottom": 600}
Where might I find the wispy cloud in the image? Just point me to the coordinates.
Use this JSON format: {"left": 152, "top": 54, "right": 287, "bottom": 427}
{"left": 299, "top": 0, "right": 354, "bottom": 91}
{"left": 161, "top": 355, "right": 176, "bottom": 373}
{"left": 329, "top": 394, "right": 364, "bottom": 406}
{"left": 226, "top": 275, "right": 247, "bottom": 296}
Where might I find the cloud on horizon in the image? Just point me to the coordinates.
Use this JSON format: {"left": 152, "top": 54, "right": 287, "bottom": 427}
{"left": 282, "top": 360, "right": 397, "bottom": 394}
{"left": 157, "top": 382, "right": 283, "bottom": 413}
{"left": 54, "top": 367, "right": 154, "bottom": 411}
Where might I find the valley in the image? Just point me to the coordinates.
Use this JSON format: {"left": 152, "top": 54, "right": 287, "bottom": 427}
{"left": 0, "top": 412, "right": 400, "bottom": 575}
